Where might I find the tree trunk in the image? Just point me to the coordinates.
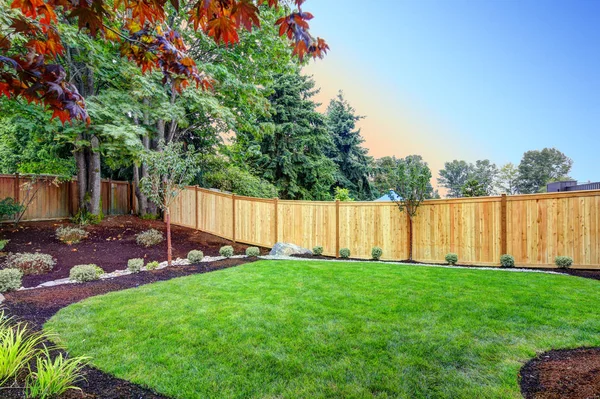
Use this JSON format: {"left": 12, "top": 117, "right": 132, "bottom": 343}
{"left": 133, "top": 165, "right": 148, "bottom": 216}
{"left": 75, "top": 138, "right": 87, "bottom": 213}
{"left": 407, "top": 216, "right": 413, "bottom": 261}
{"left": 166, "top": 208, "right": 172, "bottom": 266}
{"left": 88, "top": 135, "right": 102, "bottom": 215}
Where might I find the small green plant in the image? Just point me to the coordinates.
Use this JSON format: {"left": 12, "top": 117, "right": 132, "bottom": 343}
{"left": 0, "top": 197, "right": 24, "bottom": 221}
{"left": 69, "top": 264, "right": 103, "bottom": 283}
{"left": 0, "top": 240, "right": 8, "bottom": 251}
{"left": 128, "top": 258, "right": 144, "bottom": 273}
{"left": 445, "top": 253, "right": 458, "bottom": 265}
{"left": 25, "top": 348, "right": 88, "bottom": 399}
{"left": 0, "top": 316, "right": 46, "bottom": 386}
{"left": 71, "top": 208, "right": 102, "bottom": 226}
{"left": 555, "top": 256, "right": 573, "bottom": 269}
{"left": 187, "top": 250, "right": 204, "bottom": 264}
{"left": 500, "top": 254, "right": 515, "bottom": 268}
{"left": 246, "top": 247, "right": 260, "bottom": 257}
{"left": 334, "top": 187, "right": 354, "bottom": 202}
{"left": 146, "top": 261, "right": 160, "bottom": 270}
{"left": 339, "top": 248, "right": 351, "bottom": 258}
{"left": 312, "top": 246, "right": 324, "bottom": 256}
{"left": 371, "top": 247, "right": 383, "bottom": 261}
{"left": 140, "top": 213, "right": 159, "bottom": 220}
{"left": 219, "top": 246, "right": 234, "bottom": 258}
{"left": 136, "top": 229, "right": 164, "bottom": 248}
{"left": 3, "top": 252, "right": 56, "bottom": 275}
{"left": 0, "top": 268, "right": 22, "bottom": 292}
{"left": 56, "top": 226, "right": 88, "bottom": 245}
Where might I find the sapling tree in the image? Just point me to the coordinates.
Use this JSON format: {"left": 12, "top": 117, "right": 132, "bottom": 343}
{"left": 388, "top": 155, "right": 432, "bottom": 261}
{"left": 139, "top": 141, "right": 200, "bottom": 266}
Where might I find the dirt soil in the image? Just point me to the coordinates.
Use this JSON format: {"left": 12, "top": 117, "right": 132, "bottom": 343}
{"left": 1, "top": 257, "right": 255, "bottom": 399}
{"left": 0, "top": 216, "right": 260, "bottom": 287}
{"left": 520, "top": 348, "right": 600, "bottom": 399}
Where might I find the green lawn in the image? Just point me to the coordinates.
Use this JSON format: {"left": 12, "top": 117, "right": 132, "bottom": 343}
{"left": 46, "top": 261, "right": 600, "bottom": 399}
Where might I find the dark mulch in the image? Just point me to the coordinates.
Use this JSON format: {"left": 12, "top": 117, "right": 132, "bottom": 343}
{"left": 520, "top": 348, "right": 600, "bottom": 399}
{"left": 0, "top": 216, "right": 260, "bottom": 288}
{"left": 1, "top": 257, "right": 255, "bottom": 399}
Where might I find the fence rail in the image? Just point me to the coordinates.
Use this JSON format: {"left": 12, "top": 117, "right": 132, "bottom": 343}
{"left": 170, "top": 187, "right": 600, "bottom": 269}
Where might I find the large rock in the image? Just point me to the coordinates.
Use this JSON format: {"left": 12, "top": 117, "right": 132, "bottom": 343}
{"left": 269, "top": 242, "right": 312, "bottom": 256}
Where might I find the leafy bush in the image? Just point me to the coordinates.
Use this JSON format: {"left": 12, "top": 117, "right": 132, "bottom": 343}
{"left": 246, "top": 247, "right": 260, "bottom": 257}
{"left": 55, "top": 226, "right": 88, "bottom": 244}
{"left": 334, "top": 187, "right": 354, "bottom": 202}
{"left": 371, "top": 247, "right": 383, "bottom": 261}
{"left": 219, "top": 246, "right": 234, "bottom": 258}
{"left": 0, "top": 197, "right": 24, "bottom": 220}
{"left": 3, "top": 252, "right": 56, "bottom": 275}
{"left": 339, "top": 248, "right": 351, "bottom": 258}
{"left": 0, "top": 268, "right": 22, "bottom": 292}
{"left": 69, "top": 264, "right": 103, "bottom": 283}
{"left": 140, "top": 213, "right": 160, "bottom": 220}
{"left": 0, "top": 239, "right": 8, "bottom": 251}
{"left": 555, "top": 256, "right": 573, "bottom": 269}
{"left": 187, "top": 250, "right": 204, "bottom": 264}
{"left": 312, "top": 246, "right": 324, "bottom": 256}
{"left": 146, "top": 261, "right": 160, "bottom": 270}
{"left": 202, "top": 165, "right": 278, "bottom": 198}
{"left": 71, "top": 208, "right": 102, "bottom": 226}
{"left": 445, "top": 253, "right": 458, "bottom": 265}
{"left": 500, "top": 254, "right": 515, "bottom": 268}
{"left": 25, "top": 348, "right": 87, "bottom": 399}
{"left": 128, "top": 258, "right": 144, "bottom": 273}
{"left": 136, "top": 229, "right": 164, "bottom": 247}
{"left": 0, "top": 316, "right": 46, "bottom": 386}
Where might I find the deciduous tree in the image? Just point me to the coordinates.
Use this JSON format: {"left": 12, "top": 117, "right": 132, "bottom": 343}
{"left": 517, "top": 148, "right": 572, "bottom": 194}
{"left": 438, "top": 160, "right": 473, "bottom": 198}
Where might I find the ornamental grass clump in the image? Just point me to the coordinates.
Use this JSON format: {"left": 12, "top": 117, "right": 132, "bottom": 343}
{"left": 246, "top": 247, "right": 260, "bottom": 257}
{"left": 187, "top": 250, "right": 204, "bottom": 264}
{"left": 0, "top": 268, "right": 22, "bottom": 293}
{"left": 25, "top": 348, "right": 88, "bottom": 399}
{"left": 219, "top": 246, "right": 234, "bottom": 258}
{"left": 4, "top": 252, "right": 56, "bottom": 275}
{"left": 146, "top": 261, "right": 160, "bottom": 270}
{"left": 0, "top": 314, "right": 46, "bottom": 386}
{"left": 69, "top": 264, "right": 103, "bottom": 283}
{"left": 312, "top": 246, "right": 323, "bottom": 256}
{"left": 555, "top": 256, "right": 573, "bottom": 269}
{"left": 55, "top": 226, "right": 88, "bottom": 245}
{"left": 371, "top": 247, "right": 383, "bottom": 261}
{"left": 136, "top": 229, "right": 164, "bottom": 248}
{"left": 128, "top": 258, "right": 144, "bottom": 273}
{"left": 339, "top": 248, "right": 351, "bottom": 259}
{"left": 445, "top": 253, "right": 458, "bottom": 265}
{"left": 500, "top": 254, "right": 515, "bottom": 268}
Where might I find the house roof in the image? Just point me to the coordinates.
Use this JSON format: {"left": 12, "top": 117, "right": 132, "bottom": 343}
{"left": 374, "top": 191, "right": 401, "bottom": 202}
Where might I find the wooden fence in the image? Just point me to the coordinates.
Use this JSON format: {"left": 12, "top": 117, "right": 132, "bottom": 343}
{"left": 170, "top": 187, "right": 600, "bottom": 269}
{"left": 0, "top": 174, "right": 134, "bottom": 222}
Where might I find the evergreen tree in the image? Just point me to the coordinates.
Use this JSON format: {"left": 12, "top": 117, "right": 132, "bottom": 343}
{"left": 325, "top": 92, "right": 374, "bottom": 200}
{"left": 249, "top": 72, "right": 336, "bottom": 200}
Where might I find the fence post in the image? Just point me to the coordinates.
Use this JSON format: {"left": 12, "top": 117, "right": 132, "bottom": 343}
{"left": 335, "top": 199, "right": 340, "bottom": 258}
{"left": 195, "top": 186, "right": 199, "bottom": 230}
{"left": 67, "top": 180, "right": 73, "bottom": 216}
{"left": 232, "top": 193, "right": 236, "bottom": 242}
{"left": 501, "top": 194, "right": 507, "bottom": 256}
{"left": 13, "top": 173, "right": 20, "bottom": 203}
{"left": 273, "top": 197, "right": 279, "bottom": 244}
{"left": 107, "top": 179, "right": 112, "bottom": 215}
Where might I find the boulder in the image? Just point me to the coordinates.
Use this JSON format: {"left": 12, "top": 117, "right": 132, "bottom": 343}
{"left": 269, "top": 242, "right": 312, "bottom": 256}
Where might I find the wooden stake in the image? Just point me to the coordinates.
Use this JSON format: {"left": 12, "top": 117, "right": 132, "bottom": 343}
{"left": 335, "top": 199, "right": 340, "bottom": 258}
{"left": 232, "top": 193, "right": 236, "bottom": 242}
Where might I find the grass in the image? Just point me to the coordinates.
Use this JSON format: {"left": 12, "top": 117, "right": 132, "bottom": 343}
{"left": 46, "top": 261, "right": 600, "bottom": 399}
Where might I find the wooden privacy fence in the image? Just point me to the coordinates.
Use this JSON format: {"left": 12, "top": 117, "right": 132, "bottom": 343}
{"left": 170, "top": 187, "right": 600, "bottom": 269}
{"left": 0, "top": 174, "right": 134, "bottom": 222}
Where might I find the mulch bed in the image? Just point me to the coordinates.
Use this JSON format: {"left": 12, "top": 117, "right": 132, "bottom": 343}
{"left": 1, "top": 257, "right": 256, "bottom": 399}
{"left": 0, "top": 216, "right": 261, "bottom": 288}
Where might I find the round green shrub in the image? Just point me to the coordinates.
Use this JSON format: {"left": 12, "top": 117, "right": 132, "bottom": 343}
{"left": 246, "top": 247, "right": 260, "bottom": 257}
{"left": 135, "top": 229, "right": 164, "bottom": 248}
{"left": 445, "top": 253, "right": 458, "bottom": 265}
{"left": 3, "top": 252, "right": 56, "bottom": 275}
{"left": 56, "top": 226, "right": 88, "bottom": 244}
{"left": 312, "top": 246, "right": 324, "bottom": 256}
{"left": 128, "top": 258, "right": 144, "bottom": 273}
{"left": 0, "top": 268, "right": 22, "bottom": 292}
{"left": 187, "top": 250, "right": 204, "bottom": 264}
{"left": 146, "top": 261, "right": 160, "bottom": 270}
{"left": 70, "top": 264, "right": 102, "bottom": 283}
{"left": 0, "top": 239, "right": 9, "bottom": 251}
{"left": 555, "top": 256, "right": 573, "bottom": 269}
{"left": 371, "top": 247, "right": 383, "bottom": 261}
{"left": 500, "top": 254, "right": 515, "bottom": 268}
{"left": 339, "top": 248, "right": 351, "bottom": 259}
{"left": 220, "top": 246, "right": 234, "bottom": 258}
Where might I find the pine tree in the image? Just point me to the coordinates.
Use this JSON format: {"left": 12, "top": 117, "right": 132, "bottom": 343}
{"left": 325, "top": 91, "right": 374, "bottom": 200}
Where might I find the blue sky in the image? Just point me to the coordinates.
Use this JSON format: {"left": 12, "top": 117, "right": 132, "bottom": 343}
{"left": 303, "top": 0, "right": 600, "bottom": 182}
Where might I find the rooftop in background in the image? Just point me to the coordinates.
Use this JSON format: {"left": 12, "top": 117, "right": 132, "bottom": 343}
{"left": 547, "top": 181, "right": 600, "bottom": 193}
{"left": 374, "top": 191, "right": 401, "bottom": 202}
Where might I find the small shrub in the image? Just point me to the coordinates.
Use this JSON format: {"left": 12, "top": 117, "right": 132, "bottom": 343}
{"left": 0, "top": 197, "right": 24, "bottom": 220}
{"left": 69, "top": 264, "right": 102, "bottom": 283}
{"left": 500, "top": 254, "right": 515, "bottom": 268}
{"left": 146, "top": 261, "right": 160, "bottom": 270}
{"left": 555, "top": 256, "right": 573, "bottom": 269}
{"left": 219, "top": 245, "right": 234, "bottom": 258}
{"left": 0, "top": 268, "right": 22, "bottom": 292}
{"left": 246, "top": 247, "right": 260, "bottom": 257}
{"left": 339, "top": 248, "right": 351, "bottom": 258}
{"left": 4, "top": 253, "right": 56, "bottom": 275}
{"left": 187, "top": 250, "right": 204, "bottom": 264}
{"left": 55, "top": 226, "right": 88, "bottom": 244}
{"left": 136, "top": 229, "right": 164, "bottom": 247}
{"left": 445, "top": 253, "right": 458, "bottom": 265}
{"left": 71, "top": 208, "right": 102, "bottom": 226}
{"left": 140, "top": 213, "right": 159, "bottom": 220}
{"left": 128, "top": 258, "right": 144, "bottom": 273}
{"left": 0, "top": 316, "right": 46, "bottom": 386}
{"left": 312, "top": 246, "right": 324, "bottom": 256}
{"left": 25, "top": 348, "right": 87, "bottom": 399}
{"left": 371, "top": 246, "right": 383, "bottom": 260}
{"left": 0, "top": 239, "right": 8, "bottom": 251}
